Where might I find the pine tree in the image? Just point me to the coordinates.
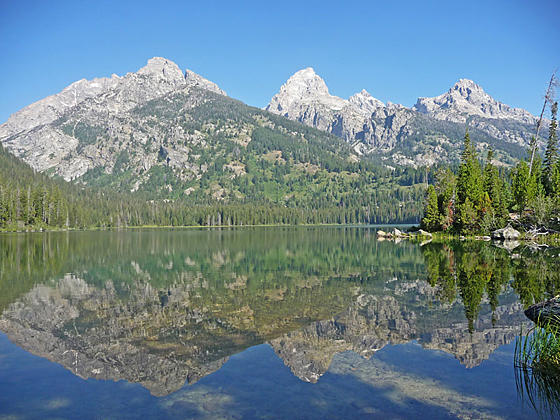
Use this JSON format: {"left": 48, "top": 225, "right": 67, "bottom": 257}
{"left": 512, "top": 160, "right": 533, "bottom": 211}
{"left": 482, "top": 148, "right": 507, "bottom": 223}
{"left": 458, "top": 197, "right": 478, "bottom": 234}
{"left": 551, "top": 163, "right": 560, "bottom": 197}
{"left": 456, "top": 129, "right": 482, "bottom": 231}
{"left": 421, "top": 185, "right": 441, "bottom": 231}
{"left": 457, "top": 129, "right": 482, "bottom": 205}
{"left": 543, "top": 101, "right": 558, "bottom": 194}
{"left": 434, "top": 167, "right": 456, "bottom": 229}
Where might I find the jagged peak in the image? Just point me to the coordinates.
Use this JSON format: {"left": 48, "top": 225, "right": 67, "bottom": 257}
{"left": 137, "top": 58, "right": 226, "bottom": 95}
{"left": 449, "top": 78, "right": 488, "bottom": 100}
{"left": 137, "top": 57, "right": 183, "bottom": 79}
{"left": 350, "top": 89, "right": 372, "bottom": 98}
{"left": 348, "top": 89, "right": 384, "bottom": 112}
{"left": 414, "top": 78, "right": 536, "bottom": 124}
{"left": 290, "top": 67, "right": 318, "bottom": 79}
{"left": 184, "top": 68, "right": 227, "bottom": 96}
{"left": 452, "top": 78, "right": 483, "bottom": 90}
{"left": 266, "top": 67, "right": 346, "bottom": 113}
{"left": 282, "top": 67, "right": 330, "bottom": 97}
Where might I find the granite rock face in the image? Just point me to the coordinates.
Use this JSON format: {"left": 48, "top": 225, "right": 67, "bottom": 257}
{"left": 414, "top": 79, "right": 536, "bottom": 125}
{"left": 0, "top": 57, "right": 226, "bottom": 180}
{"left": 266, "top": 68, "right": 395, "bottom": 152}
{"left": 267, "top": 69, "right": 538, "bottom": 166}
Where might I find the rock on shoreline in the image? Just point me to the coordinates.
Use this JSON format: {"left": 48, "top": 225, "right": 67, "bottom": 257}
{"left": 525, "top": 296, "right": 560, "bottom": 327}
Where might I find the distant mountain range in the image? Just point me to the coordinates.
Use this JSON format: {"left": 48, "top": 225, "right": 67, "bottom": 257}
{"left": 266, "top": 68, "right": 539, "bottom": 166}
{"left": 0, "top": 57, "right": 540, "bottom": 199}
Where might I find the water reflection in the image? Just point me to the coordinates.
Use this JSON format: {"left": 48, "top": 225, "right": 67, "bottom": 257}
{"left": 515, "top": 358, "right": 560, "bottom": 419}
{"left": 0, "top": 228, "right": 557, "bottom": 415}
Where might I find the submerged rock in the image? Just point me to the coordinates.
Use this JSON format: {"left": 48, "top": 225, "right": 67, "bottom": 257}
{"left": 525, "top": 296, "right": 560, "bottom": 327}
{"left": 492, "top": 226, "right": 520, "bottom": 240}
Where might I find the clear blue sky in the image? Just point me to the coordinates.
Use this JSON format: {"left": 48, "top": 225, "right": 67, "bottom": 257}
{"left": 1, "top": 0, "right": 558, "bottom": 123}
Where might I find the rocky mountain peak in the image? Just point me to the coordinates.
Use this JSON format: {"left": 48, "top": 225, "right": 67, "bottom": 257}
{"left": 0, "top": 57, "right": 226, "bottom": 142}
{"left": 448, "top": 78, "right": 491, "bottom": 104}
{"left": 0, "top": 56, "right": 229, "bottom": 178}
{"left": 280, "top": 67, "right": 330, "bottom": 99}
{"left": 137, "top": 57, "right": 185, "bottom": 84}
{"left": 453, "top": 78, "right": 483, "bottom": 90}
{"left": 266, "top": 68, "right": 348, "bottom": 117}
{"left": 348, "top": 89, "right": 384, "bottom": 114}
{"left": 413, "top": 79, "right": 537, "bottom": 125}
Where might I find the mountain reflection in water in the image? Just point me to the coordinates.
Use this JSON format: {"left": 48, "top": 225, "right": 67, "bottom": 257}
{"left": 0, "top": 228, "right": 558, "bottom": 418}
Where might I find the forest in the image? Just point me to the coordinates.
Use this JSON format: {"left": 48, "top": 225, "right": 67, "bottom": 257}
{"left": 0, "top": 140, "right": 426, "bottom": 230}
{"left": 421, "top": 101, "right": 560, "bottom": 234}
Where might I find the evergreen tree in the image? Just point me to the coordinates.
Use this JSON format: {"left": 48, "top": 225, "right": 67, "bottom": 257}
{"left": 421, "top": 185, "right": 441, "bottom": 231}
{"left": 482, "top": 148, "right": 507, "bottom": 224}
{"left": 543, "top": 102, "right": 558, "bottom": 194}
{"left": 456, "top": 129, "right": 482, "bottom": 232}
{"left": 434, "top": 167, "right": 456, "bottom": 230}
{"left": 457, "top": 197, "right": 478, "bottom": 233}
{"left": 483, "top": 149, "right": 497, "bottom": 204}
{"left": 457, "top": 129, "right": 482, "bottom": 206}
{"left": 512, "top": 160, "right": 531, "bottom": 211}
{"left": 551, "top": 162, "right": 560, "bottom": 197}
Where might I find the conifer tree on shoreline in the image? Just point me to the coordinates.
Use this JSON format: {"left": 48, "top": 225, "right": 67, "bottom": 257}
{"left": 421, "top": 101, "right": 560, "bottom": 234}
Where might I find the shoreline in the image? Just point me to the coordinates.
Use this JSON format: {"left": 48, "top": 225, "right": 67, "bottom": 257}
{"left": 3, "top": 224, "right": 557, "bottom": 246}
{"left": 0, "top": 222, "right": 417, "bottom": 234}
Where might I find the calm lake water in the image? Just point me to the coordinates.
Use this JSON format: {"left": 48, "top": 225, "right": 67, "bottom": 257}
{"left": 0, "top": 227, "right": 558, "bottom": 419}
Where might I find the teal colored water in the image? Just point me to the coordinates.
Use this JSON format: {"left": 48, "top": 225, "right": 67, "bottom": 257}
{"left": 0, "top": 227, "right": 557, "bottom": 419}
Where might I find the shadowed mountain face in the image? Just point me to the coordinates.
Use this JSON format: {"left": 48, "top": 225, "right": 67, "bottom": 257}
{"left": 0, "top": 229, "right": 557, "bottom": 396}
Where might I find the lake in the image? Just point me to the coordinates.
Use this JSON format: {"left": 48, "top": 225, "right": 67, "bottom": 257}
{"left": 0, "top": 227, "right": 557, "bottom": 419}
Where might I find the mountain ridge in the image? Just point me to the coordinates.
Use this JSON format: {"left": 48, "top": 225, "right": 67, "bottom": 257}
{"left": 0, "top": 57, "right": 428, "bottom": 224}
{"left": 266, "top": 68, "right": 539, "bottom": 166}
{"left": 0, "top": 56, "right": 539, "bottom": 213}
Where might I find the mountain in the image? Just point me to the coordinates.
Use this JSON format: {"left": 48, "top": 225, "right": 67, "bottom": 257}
{"left": 266, "top": 69, "right": 538, "bottom": 167}
{"left": 0, "top": 58, "right": 540, "bottom": 226}
{"left": 0, "top": 57, "right": 226, "bottom": 178}
{"left": 414, "top": 79, "right": 536, "bottom": 124}
{"left": 0, "top": 58, "right": 428, "bottom": 224}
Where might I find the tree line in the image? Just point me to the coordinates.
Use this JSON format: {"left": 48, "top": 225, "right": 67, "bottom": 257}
{"left": 0, "top": 142, "right": 423, "bottom": 230}
{"left": 421, "top": 100, "right": 560, "bottom": 234}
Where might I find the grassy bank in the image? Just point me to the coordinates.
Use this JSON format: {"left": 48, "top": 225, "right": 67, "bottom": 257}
{"left": 515, "top": 322, "right": 560, "bottom": 416}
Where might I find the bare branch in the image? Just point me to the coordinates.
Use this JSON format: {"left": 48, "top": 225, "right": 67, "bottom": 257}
{"left": 529, "top": 71, "right": 558, "bottom": 176}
